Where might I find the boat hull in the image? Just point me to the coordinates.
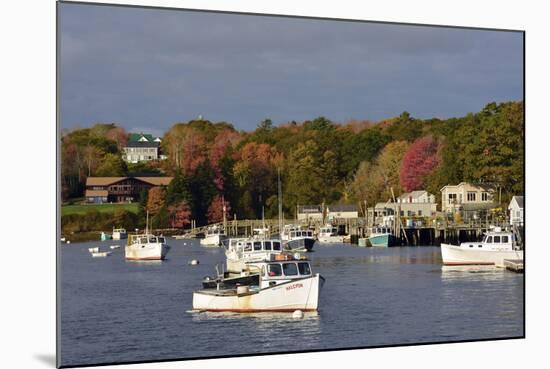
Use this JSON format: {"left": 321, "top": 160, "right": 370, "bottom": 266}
{"left": 286, "top": 238, "right": 315, "bottom": 252}
{"left": 440, "top": 243, "right": 523, "bottom": 267}
{"left": 112, "top": 232, "right": 127, "bottom": 240}
{"left": 200, "top": 234, "right": 226, "bottom": 247}
{"left": 125, "top": 244, "right": 169, "bottom": 260}
{"left": 193, "top": 274, "right": 323, "bottom": 312}
{"left": 318, "top": 236, "right": 344, "bottom": 244}
{"left": 368, "top": 234, "right": 396, "bottom": 247}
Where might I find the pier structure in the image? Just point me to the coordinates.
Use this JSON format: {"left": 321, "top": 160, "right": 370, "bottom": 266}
{"left": 169, "top": 215, "right": 518, "bottom": 247}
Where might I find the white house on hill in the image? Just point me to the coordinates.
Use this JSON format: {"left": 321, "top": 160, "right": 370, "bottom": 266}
{"left": 508, "top": 196, "right": 524, "bottom": 227}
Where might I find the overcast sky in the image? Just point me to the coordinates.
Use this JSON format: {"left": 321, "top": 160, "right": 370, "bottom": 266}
{"left": 60, "top": 3, "right": 523, "bottom": 135}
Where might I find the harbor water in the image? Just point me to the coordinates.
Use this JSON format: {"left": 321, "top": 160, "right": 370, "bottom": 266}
{"left": 59, "top": 240, "right": 524, "bottom": 366}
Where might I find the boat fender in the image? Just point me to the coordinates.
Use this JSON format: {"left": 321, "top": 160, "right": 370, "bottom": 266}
{"left": 66, "top": 240, "right": 71, "bottom": 244}
{"left": 292, "top": 310, "right": 304, "bottom": 319}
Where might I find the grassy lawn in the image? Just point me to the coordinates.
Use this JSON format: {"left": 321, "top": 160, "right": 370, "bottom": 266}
{"left": 62, "top": 202, "right": 139, "bottom": 216}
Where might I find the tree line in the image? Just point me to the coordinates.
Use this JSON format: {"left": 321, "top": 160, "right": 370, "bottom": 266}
{"left": 61, "top": 100, "right": 524, "bottom": 229}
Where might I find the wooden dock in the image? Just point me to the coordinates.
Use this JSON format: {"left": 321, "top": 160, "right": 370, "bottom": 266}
{"left": 503, "top": 259, "right": 524, "bottom": 273}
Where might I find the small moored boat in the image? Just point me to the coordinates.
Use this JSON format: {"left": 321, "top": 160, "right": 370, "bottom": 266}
{"left": 200, "top": 226, "right": 226, "bottom": 247}
{"left": 440, "top": 227, "right": 523, "bottom": 267}
{"left": 317, "top": 224, "right": 344, "bottom": 244}
{"left": 193, "top": 252, "right": 324, "bottom": 312}
{"left": 91, "top": 251, "right": 111, "bottom": 257}
{"left": 112, "top": 228, "right": 127, "bottom": 240}
{"left": 368, "top": 226, "right": 397, "bottom": 247}
{"left": 282, "top": 226, "right": 315, "bottom": 252}
{"left": 100, "top": 232, "right": 112, "bottom": 241}
{"left": 125, "top": 212, "right": 169, "bottom": 260}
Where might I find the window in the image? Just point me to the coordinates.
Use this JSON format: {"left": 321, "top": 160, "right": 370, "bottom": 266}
{"left": 418, "top": 210, "right": 422, "bottom": 216}
{"left": 493, "top": 236, "right": 501, "bottom": 243}
{"left": 273, "top": 241, "right": 281, "bottom": 251}
{"left": 244, "top": 242, "right": 252, "bottom": 252}
{"left": 283, "top": 263, "right": 298, "bottom": 276}
{"left": 253, "top": 241, "right": 261, "bottom": 251}
{"left": 264, "top": 241, "right": 272, "bottom": 251}
{"left": 469, "top": 245, "right": 473, "bottom": 248}
{"left": 268, "top": 264, "right": 282, "bottom": 276}
{"left": 400, "top": 210, "right": 404, "bottom": 216}
{"left": 467, "top": 192, "right": 476, "bottom": 201}
{"left": 502, "top": 236, "right": 509, "bottom": 243}
{"left": 298, "top": 262, "right": 311, "bottom": 275}
{"left": 486, "top": 236, "right": 492, "bottom": 243}
{"left": 448, "top": 193, "right": 457, "bottom": 204}
{"left": 407, "top": 210, "right": 413, "bottom": 216}
{"left": 482, "top": 192, "right": 489, "bottom": 201}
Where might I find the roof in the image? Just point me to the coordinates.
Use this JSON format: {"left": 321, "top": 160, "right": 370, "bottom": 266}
{"left": 86, "top": 176, "right": 173, "bottom": 187}
{"left": 128, "top": 133, "right": 155, "bottom": 142}
{"left": 85, "top": 189, "right": 108, "bottom": 197}
{"left": 461, "top": 203, "right": 497, "bottom": 211}
{"left": 440, "top": 182, "right": 496, "bottom": 192}
{"left": 86, "top": 177, "right": 127, "bottom": 186}
{"left": 511, "top": 196, "right": 524, "bottom": 209}
{"left": 398, "top": 190, "right": 429, "bottom": 199}
{"left": 297, "top": 205, "right": 322, "bottom": 213}
{"left": 135, "top": 177, "right": 173, "bottom": 186}
{"left": 328, "top": 204, "right": 357, "bottom": 212}
{"left": 125, "top": 141, "right": 160, "bottom": 148}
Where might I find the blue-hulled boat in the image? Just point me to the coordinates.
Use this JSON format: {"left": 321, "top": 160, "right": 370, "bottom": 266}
{"left": 368, "top": 226, "right": 397, "bottom": 247}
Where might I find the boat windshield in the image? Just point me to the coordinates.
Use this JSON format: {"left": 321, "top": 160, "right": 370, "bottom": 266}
{"left": 273, "top": 241, "right": 281, "bottom": 251}
{"left": 298, "top": 262, "right": 311, "bottom": 275}
{"left": 268, "top": 264, "right": 282, "bottom": 276}
{"left": 283, "top": 263, "right": 298, "bottom": 276}
{"left": 264, "top": 241, "right": 272, "bottom": 251}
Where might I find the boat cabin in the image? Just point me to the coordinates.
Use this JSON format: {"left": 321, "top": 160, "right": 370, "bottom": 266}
{"left": 460, "top": 229, "right": 517, "bottom": 251}
{"left": 320, "top": 226, "right": 338, "bottom": 236}
{"left": 370, "top": 226, "right": 392, "bottom": 235}
{"left": 206, "top": 227, "right": 225, "bottom": 236}
{"left": 289, "top": 229, "right": 314, "bottom": 239}
{"left": 258, "top": 259, "right": 313, "bottom": 288}
{"left": 129, "top": 234, "right": 166, "bottom": 245}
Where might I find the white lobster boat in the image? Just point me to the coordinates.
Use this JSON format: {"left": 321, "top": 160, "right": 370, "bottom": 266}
{"left": 281, "top": 225, "right": 315, "bottom": 251}
{"left": 125, "top": 234, "right": 169, "bottom": 260}
{"left": 317, "top": 225, "right": 344, "bottom": 244}
{"left": 112, "top": 228, "right": 127, "bottom": 240}
{"left": 225, "top": 238, "right": 285, "bottom": 273}
{"left": 193, "top": 252, "right": 324, "bottom": 312}
{"left": 200, "top": 226, "right": 226, "bottom": 247}
{"left": 440, "top": 228, "right": 523, "bottom": 267}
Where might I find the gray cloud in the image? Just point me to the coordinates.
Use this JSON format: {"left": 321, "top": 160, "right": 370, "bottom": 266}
{"left": 60, "top": 3, "right": 523, "bottom": 132}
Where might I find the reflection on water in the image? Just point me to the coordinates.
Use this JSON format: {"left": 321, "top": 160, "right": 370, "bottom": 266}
{"left": 60, "top": 241, "right": 523, "bottom": 366}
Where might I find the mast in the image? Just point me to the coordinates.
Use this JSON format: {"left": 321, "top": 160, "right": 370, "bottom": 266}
{"left": 145, "top": 210, "right": 149, "bottom": 236}
{"left": 278, "top": 168, "right": 283, "bottom": 235}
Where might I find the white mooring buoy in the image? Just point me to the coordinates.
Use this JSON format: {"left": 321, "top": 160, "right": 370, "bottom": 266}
{"left": 292, "top": 310, "right": 304, "bottom": 319}
{"left": 189, "top": 259, "right": 199, "bottom": 265}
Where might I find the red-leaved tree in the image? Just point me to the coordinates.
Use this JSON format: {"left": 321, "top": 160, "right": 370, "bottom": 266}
{"left": 146, "top": 187, "right": 166, "bottom": 215}
{"left": 400, "top": 136, "right": 441, "bottom": 192}
{"left": 168, "top": 200, "right": 192, "bottom": 228}
{"left": 207, "top": 195, "right": 231, "bottom": 224}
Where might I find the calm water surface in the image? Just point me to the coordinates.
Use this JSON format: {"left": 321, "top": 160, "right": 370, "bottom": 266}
{"left": 59, "top": 240, "right": 524, "bottom": 366}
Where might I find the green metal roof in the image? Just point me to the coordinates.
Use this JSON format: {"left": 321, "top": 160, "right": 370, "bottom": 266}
{"left": 128, "top": 133, "right": 154, "bottom": 142}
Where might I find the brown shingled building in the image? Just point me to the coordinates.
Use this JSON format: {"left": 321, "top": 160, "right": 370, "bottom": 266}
{"left": 85, "top": 176, "right": 173, "bottom": 203}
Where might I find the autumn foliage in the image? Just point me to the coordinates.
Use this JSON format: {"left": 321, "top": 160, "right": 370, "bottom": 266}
{"left": 168, "top": 200, "right": 192, "bottom": 228}
{"left": 400, "top": 136, "right": 441, "bottom": 192}
{"left": 207, "top": 195, "right": 232, "bottom": 223}
{"left": 146, "top": 186, "right": 166, "bottom": 215}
